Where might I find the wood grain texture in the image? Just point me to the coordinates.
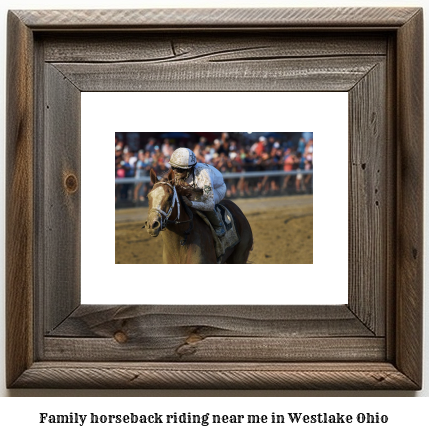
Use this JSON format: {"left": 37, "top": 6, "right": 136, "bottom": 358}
{"left": 33, "top": 38, "right": 47, "bottom": 361}
{"left": 6, "top": 11, "right": 35, "bottom": 388}
{"left": 43, "top": 305, "right": 380, "bottom": 362}
{"left": 42, "top": 33, "right": 388, "bottom": 63}
{"left": 47, "top": 305, "right": 375, "bottom": 338}
{"left": 44, "top": 337, "right": 385, "bottom": 362}
{"left": 11, "top": 362, "right": 419, "bottom": 390}
{"left": 348, "top": 61, "right": 386, "bottom": 336}
{"left": 52, "top": 56, "right": 384, "bottom": 92}
{"left": 14, "top": 8, "right": 420, "bottom": 29}
{"left": 385, "top": 34, "right": 398, "bottom": 363}
{"left": 395, "top": 9, "right": 423, "bottom": 388}
{"left": 43, "top": 64, "right": 81, "bottom": 333}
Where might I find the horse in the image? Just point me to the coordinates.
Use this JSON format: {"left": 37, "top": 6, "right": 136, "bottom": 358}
{"left": 144, "top": 168, "right": 253, "bottom": 264}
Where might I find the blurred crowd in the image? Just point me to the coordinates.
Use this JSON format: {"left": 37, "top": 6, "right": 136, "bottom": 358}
{"left": 115, "top": 132, "right": 313, "bottom": 204}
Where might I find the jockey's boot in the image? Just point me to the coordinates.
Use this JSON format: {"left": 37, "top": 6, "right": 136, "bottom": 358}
{"left": 204, "top": 209, "right": 226, "bottom": 238}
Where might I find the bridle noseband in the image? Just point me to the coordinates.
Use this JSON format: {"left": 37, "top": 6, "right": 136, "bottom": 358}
{"left": 144, "top": 181, "right": 194, "bottom": 245}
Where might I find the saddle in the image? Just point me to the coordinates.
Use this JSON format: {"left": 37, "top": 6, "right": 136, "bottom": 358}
{"left": 195, "top": 204, "right": 240, "bottom": 263}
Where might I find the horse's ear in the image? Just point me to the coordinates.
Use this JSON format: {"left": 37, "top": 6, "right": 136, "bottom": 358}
{"left": 150, "top": 168, "right": 158, "bottom": 185}
{"left": 167, "top": 168, "right": 174, "bottom": 181}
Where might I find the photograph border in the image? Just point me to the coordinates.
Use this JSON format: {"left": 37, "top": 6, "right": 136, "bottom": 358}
{"left": 6, "top": 7, "right": 423, "bottom": 389}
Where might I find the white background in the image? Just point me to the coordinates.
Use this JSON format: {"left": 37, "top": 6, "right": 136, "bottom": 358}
{"left": 0, "top": 0, "right": 428, "bottom": 423}
{"left": 81, "top": 92, "right": 348, "bottom": 305}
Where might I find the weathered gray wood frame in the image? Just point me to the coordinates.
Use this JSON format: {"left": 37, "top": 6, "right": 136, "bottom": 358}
{"left": 6, "top": 8, "right": 423, "bottom": 390}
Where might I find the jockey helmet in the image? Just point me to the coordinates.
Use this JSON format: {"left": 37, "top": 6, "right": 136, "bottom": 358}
{"left": 169, "top": 148, "right": 197, "bottom": 169}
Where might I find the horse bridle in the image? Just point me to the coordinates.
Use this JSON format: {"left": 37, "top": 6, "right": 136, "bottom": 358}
{"left": 151, "top": 181, "right": 180, "bottom": 230}
{"left": 144, "top": 181, "right": 194, "bottom": 245}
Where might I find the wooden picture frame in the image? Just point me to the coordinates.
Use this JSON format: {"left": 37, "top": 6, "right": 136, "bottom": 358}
{"left": 6, "top": 7, "right": 423, "bottom": 390}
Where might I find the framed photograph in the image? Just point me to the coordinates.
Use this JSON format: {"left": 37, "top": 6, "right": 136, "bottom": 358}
{"left": 6, "top": 7, "right": 423, "bottom": 389}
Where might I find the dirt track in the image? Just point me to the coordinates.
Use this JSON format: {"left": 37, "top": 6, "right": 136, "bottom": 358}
{"left": 115, "top": 195, "right": 313, "bottom": 264}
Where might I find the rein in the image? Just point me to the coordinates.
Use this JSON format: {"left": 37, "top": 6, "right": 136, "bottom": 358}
{"left": 145, "top": 181, "right": 194, "bottom": 245}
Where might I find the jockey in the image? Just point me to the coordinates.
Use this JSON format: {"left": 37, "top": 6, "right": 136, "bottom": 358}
{"left": 169, "top": 147, "right": 227, "bottom": 237}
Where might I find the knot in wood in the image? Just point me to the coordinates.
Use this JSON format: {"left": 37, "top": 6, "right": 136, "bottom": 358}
{"left": 65, "top": 174, "right": 78, "bottom": 193}
{"left": 186, "top": 333, "right": 203, "bottom": 344}
{"left": 114, "top": 331, "right": 128, "bottom": 343}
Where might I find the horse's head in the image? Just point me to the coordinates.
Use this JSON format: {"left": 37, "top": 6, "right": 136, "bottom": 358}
{"left": 145, "top": 168, "right": 176, "bottom": 237}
